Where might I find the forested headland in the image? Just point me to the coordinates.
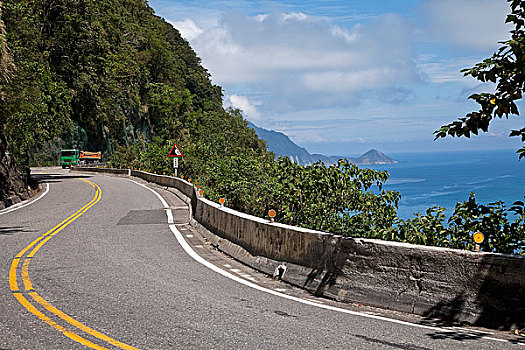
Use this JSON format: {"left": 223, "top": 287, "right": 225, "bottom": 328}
{"left": 0, "top": 0, "right": 271, "bottom": 207}
{"left": 1, "top": 0, "right": 524, "bottom": 254}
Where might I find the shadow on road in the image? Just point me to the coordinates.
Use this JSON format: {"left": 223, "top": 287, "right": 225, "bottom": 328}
{"left": 425, "top": 329, "right": 525, "bottom": 346}
{"left": 31, "top": 173, "right": 92, "bottom": 183}
{"left": 0, "top": 226, "right": 34, "bottom": 235}
{"left": 426, "top": 330, "right": 486, "bottom": 342}
{"left": 353, "top": 334, "right": 434, "bottom": 350}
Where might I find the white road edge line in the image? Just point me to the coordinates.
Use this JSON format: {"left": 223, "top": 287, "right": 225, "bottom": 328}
{"left": 0, "top": 183, "right": 49, "bottom": 216}
{"left": 127, "top": 178, "right": 519, "bottom": 346}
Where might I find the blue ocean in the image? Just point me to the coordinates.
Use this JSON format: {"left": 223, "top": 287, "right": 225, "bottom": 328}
{"left": 366, "top": 149, "right": 525, "bottom": 220}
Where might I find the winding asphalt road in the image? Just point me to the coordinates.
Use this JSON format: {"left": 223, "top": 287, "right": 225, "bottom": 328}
{"left": 0, "top": 168, "right": 523, "bottom": 349}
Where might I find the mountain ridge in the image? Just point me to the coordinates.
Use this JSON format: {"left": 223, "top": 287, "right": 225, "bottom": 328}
{"left": 248, "top": 122, "right": 397, "bottom": 166}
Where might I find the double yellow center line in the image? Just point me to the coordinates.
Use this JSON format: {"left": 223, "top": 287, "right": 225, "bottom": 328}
{"left": 9, "top": 179, "right": 139, "bottom": 350}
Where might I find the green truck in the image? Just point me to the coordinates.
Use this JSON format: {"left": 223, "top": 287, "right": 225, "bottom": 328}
{"left": 60, "top": 149, "right": 101, "bottom": 168}
{"left": 59, "top": 149, "right": 80, "bottom": 168}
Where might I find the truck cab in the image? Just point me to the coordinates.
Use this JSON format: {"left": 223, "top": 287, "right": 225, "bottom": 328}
{"left": 59, "top": 149, "right": 80, "bottom": 168}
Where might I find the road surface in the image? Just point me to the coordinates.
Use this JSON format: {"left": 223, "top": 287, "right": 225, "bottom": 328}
{"left": 0, "top": 168, "right": 523, "bottom": 349}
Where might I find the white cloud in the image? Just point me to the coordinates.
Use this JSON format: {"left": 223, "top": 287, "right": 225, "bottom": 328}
{"left": 418, "top": 0, "right": 512, "bottom": 51}
{"left": 150, "top": 1, "right": 220, "bottom": 31}
{"left": 417, "top": 55, "right": 487, "bottom": 84}
{"left": 282, "top": 12, "right": 309, "bottom": 21}
{"left": 190, "top": 11, "right": 420, "bottom": 112}
{"left": 169, "top": 18, "right": 204, "bottom": 40}
{"left": 254, "top": 14, "right": 268, "bottom": 22}
{"left": 149, "top": 1, "right": 522, "bottom": 154}
{"left": 288, "top": 130, "right": 326, "bottom": 144}
{"left": 302, "top": 68, "right": 409, "bottom": 93}
{"left": 331, "top": 25, "right": 360, "bottom": 43}
{"left": 226, "top": 94, "right": 261, "bottom": 121}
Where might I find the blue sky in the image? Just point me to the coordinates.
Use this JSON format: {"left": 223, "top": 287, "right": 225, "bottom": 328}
{"left": 148, "top": 0, "right": 523, "bottom": 156}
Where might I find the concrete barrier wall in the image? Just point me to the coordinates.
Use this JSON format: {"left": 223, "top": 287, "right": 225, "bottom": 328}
{"left": 73, "top": 167, "right": 525, "bottom": 329}
{"left": 194, "top": 195, "right": 525, "bottom": 328}
{"left": 194, "top": 197, "right": 332, "bottom": 267}
{"left": 130, "top": 170, "right": 198, "bottom": 212}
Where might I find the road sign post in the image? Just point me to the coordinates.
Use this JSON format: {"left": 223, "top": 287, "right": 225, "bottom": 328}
{"left": 168, "top": 142, "right": 183, "bottom": 177}
{"left": 173, "top": 157, "right": 179, "bottom": 176}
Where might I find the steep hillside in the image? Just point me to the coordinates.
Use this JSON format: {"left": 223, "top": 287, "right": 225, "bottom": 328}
{"left": 0, "top": 0, "right": 273, "bottom": 209}
{"left": 3, "top": 0, "right": 223, "bottom": 155}
{"left": 1, "top": 0, "right": 270, "bottom": 171}
{"left": 0, "top": 2, "right": 25, "bottom": 209}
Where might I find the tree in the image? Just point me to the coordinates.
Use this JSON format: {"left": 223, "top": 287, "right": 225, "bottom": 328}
{"left": 434, "top": 0, "right": 525, "bottom": 158}
{"left": 0, "top": 1, "right": 14, "bottom": 85}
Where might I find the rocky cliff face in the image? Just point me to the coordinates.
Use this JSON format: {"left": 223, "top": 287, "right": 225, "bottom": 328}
{"left": 0, "top": 136, "right": 32, "bottom": 209}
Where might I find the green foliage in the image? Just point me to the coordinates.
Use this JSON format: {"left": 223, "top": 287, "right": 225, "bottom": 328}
{"left": 1, "top": 0, "right": 224, "bottom": 163}
{"left": 395, "top": 207, "right": 450, "bottom": 247}
{"left": 203, "top": 155, "right": 274, "bottom": 215}
{"left": 395, "top": 194, "right": 525, "bottom": 254}
{"left": 267, "top": 158, "right": 400, "bottom": 237}
{"left": 434, "top": 0, "right": 525, "bottom": 159}
{"left": 3, "top": 65, "right": 73, "bottom": 165}
{"left": 0, "top": 1, "right": 14, "bottom": 86}
{"left": 137, "top": 137, "right": 173, "bottom": 173}
{"left": 448, "top": 194, "right": 525, "bottom": 254}
{"left": 108, "top": 144, "right": 139, "bottom": 170}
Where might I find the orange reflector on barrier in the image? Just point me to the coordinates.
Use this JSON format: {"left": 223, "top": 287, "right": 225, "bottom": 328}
{"left": 473, "top": 232, "right": 484, "bottom": 244}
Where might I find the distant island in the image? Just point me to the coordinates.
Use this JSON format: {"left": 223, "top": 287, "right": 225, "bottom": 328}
{"left": 248, "top": 122, "right": 397, "bottom": 166}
